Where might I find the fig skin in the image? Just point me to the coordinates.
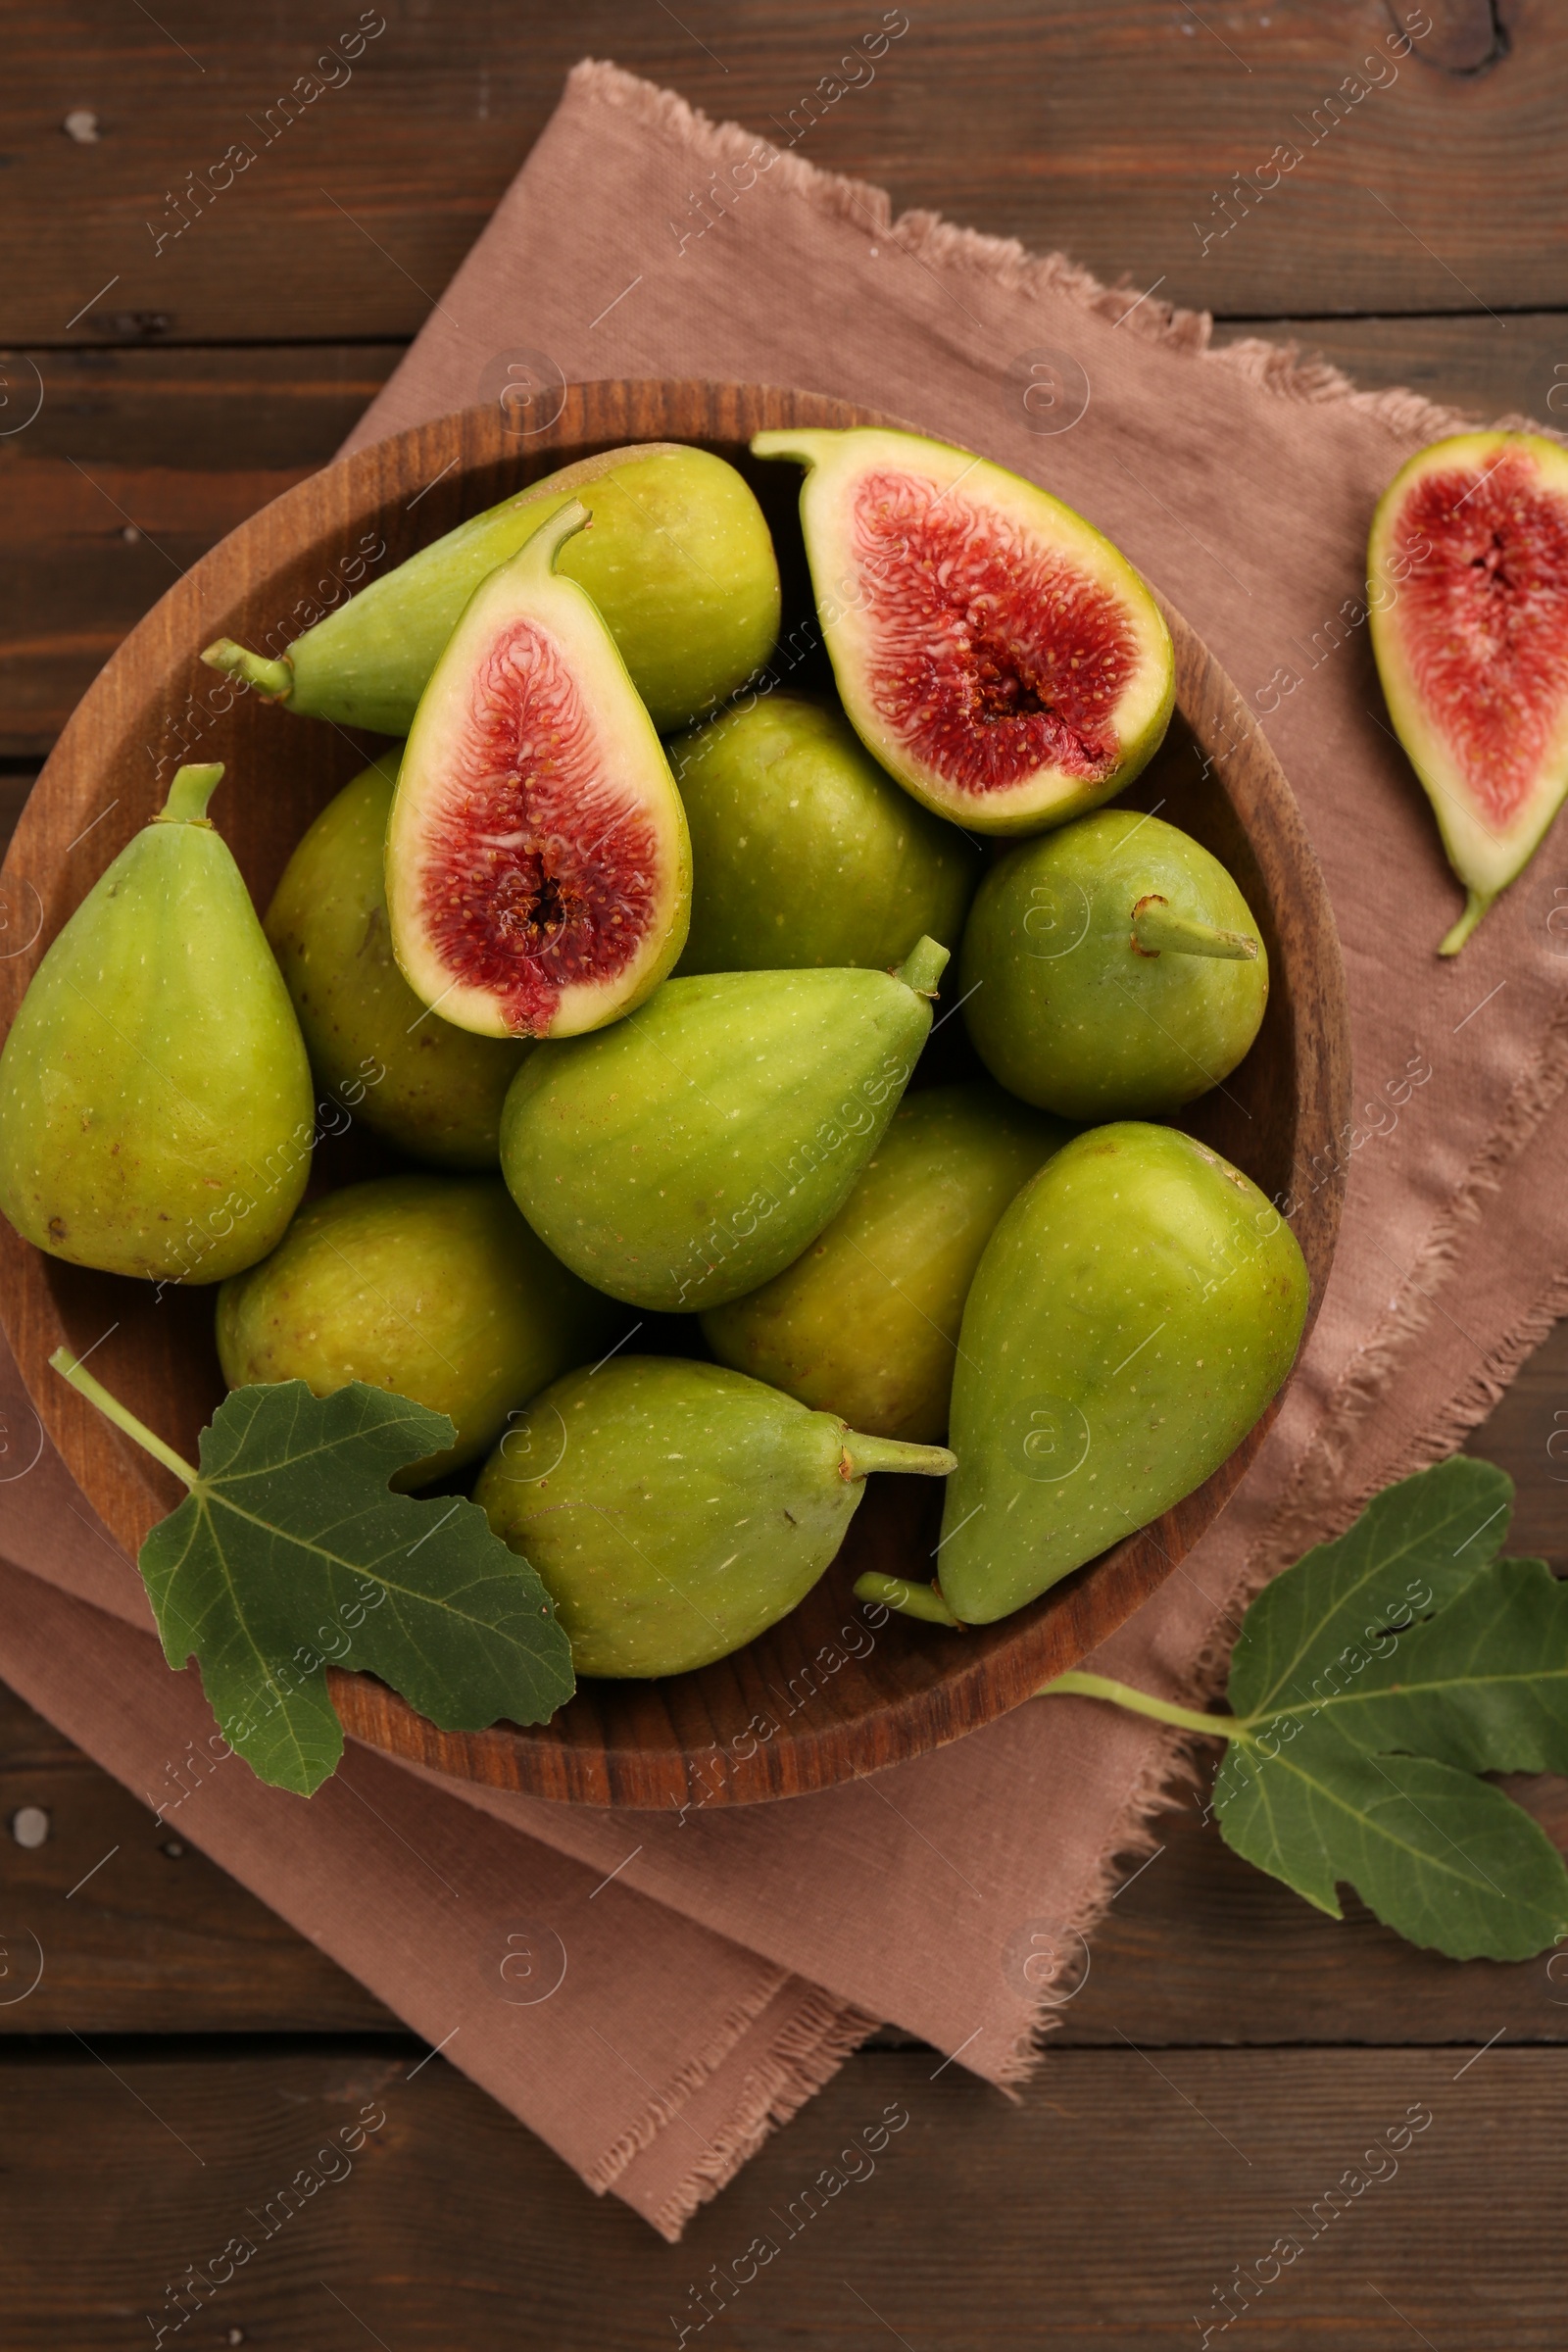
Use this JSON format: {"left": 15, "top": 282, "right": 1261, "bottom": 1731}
{"left": 387, "top": 503, "right": 692, "bottom": 1043}
{"left": 959, "top": 810, "right": 1267, "bottom": 1120}
{"left": 216, "top": 1173, "right": 621, "bottom": 1490}
{"left": 752, "top": 424, "right": 1174, "bottom": 836}
{"left": 670, "top": 694, "right": 979, "bottom": 977}
{"left": 201, "top": 442, "right": 781, "bottom": 738}
{"left": 473, "top": 1355, "right": 953, "bottom": 1678}
{"left": 0, "top": 763, "right": 314, "bottom": 1285}
{"left": 1367, "top": 429, "right": 1568, "bottom": 955}
{"left": 499, "top": 939, "right": 950, "bottom": 1314}
{"left": 266, "top": 754, "right": 530, "bottom": 1169}
{"left": 703, "top": 1081, "right": 1072, "bottom": 1442}
{"left": 936, "top": 1124, "right": 1308, "bottom": 1624}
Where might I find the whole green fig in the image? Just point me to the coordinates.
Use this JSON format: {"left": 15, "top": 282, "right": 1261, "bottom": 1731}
{"left": 499, "top": 938, "right": 950, "bottom": 1312}
{"left": 203, "top": 442, "right": 781, "bottom": 737}
{"left": 935, "top": 1123, "right": 1308, "bottom": 1623}
{"left": 473, "top": 1355, "right": 954, "bottom": 1677}
{"left": 960, "top": 810, "right": 1267, "bottom": 1120}
{"left": 0, "top": 762, "right": 314, "bottom": 1284}
{"left": 670, "top": 695, "right": 977, "bottom": 976}
{"left": 703, "top": 1081, "right": 1071, "bottom": 1442}
{"left": 266, "top": 754, "right": 530, "bottom": 1169}
{"left": 216, "top": 1173, "right": 620, "bottom": 1488}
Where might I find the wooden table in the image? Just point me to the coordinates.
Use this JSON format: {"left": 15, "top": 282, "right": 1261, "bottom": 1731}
{"left": 3, "top": 5, "right": 1566, "bottom": 2342}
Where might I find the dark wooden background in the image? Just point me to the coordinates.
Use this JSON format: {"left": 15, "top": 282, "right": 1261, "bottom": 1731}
{"left": 3, "top": 2, "right": 1566, "bottom": 2343}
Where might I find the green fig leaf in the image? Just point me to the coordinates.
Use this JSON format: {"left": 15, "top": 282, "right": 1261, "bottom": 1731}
{"left": 1040, "top": 1457, "right": 1568, "bottom": 1963}
{"left": 58, "top": 1361, "right": 575, "bottom": 1797}
{"left": 1212, "top": 1722, "right": 1568, "bottom": 1960}
{"left": 1224, "top": 1454, "right": 1514, "bottom": 1733}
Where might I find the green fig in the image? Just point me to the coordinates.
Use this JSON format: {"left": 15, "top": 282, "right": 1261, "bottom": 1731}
{"left": 752, "top": 424, "right": 1174, "bottom": 835}
{"left": 703, "top": 1081, "right": 1072, "bottom": 1442}
{"left": 669, "top": 694, "right": 978, "bottom": 977}
{"left": 959, "top": 810, "right": 1268, "bottom": 1120}
{"left": 386, "top": 503, "right": 692, "bottom": 1042}
{"left": 1367, "top": 430, "right": 1568, "bottom": 955}
{"left": 0, "top": 763, "right": 314, "bottom": 1285}
{"left": 933, "top": 1124, "right": 1308, "bottom": 1624}
{"left": 216, "top": 1173, "right": 620, "bottom": 1488}
{"left": 473, "top": 1355, "right": 954, "bottom": 1677}
{"left": 202, "top": 442, "right": 781, "bottom": 737}
{"left": 266, "top": 753, "right": 530, "bottom": 1169}
{"left": 500, "top": 937, "right": 951, "bottom": 1312}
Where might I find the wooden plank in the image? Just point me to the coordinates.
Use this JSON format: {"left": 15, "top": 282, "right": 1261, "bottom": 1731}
{"left": 0, "top": 2041, "right": 1560, "bottom": 2347}
{"left": 2, "top": 4, "right": 1565, "bottom": 346}
{"left": 1461, "top": 1314, "right": 1568, "bottom": 1570}
{"left": 0, "top": 1685, "right": 395, "bottom": 2031}
{"left": 2, "top": 314, "right": 1560, "bottom": 757}
{"left": 8, "top": 1664, "right": 1563, "bottom": 2044}
{"left": 0, "top": 344, "right": 403, "bottom": 757}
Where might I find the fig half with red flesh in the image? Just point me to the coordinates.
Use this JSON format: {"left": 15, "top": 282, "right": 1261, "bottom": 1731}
{"left": 1369, "top": 431, "right": 1568, "bottom": 955}
{"left": 386, "top": 501, "right": 691, "bottom": 1040}
{"left": 752, "top": 426, "right": 1175, "bottom": 835}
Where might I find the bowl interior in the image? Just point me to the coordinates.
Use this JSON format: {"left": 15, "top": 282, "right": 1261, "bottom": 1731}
{"left": 0, "top": 381, "right": 1349, "bottom": 1807}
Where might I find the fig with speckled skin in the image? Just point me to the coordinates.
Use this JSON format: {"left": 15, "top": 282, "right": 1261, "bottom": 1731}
{"left": 0, "top": 762, "right": 312, "bottom": 1284}
{"left": 216, "top": 1173, "right": 620, "bottom": 1489}
{"left": 202, "top": 442, "right": 781, "bottom": 737}
{"left": 499, "top": 938, "right": 951, "bottom": 1313}
{"left": 267, "top": 754, "right": 530, "bottom": 1168}
{"left": 703, "top": 1081, "right": 1071, "bottom": 1441}
{"left": 959, "top": 809, "right": 1267, "bottom": 1120}
{"left": 670, "top": 695, "right": 977, "bottom": 976}
{"left": 936, "top": 1124, "right": 1308, "bottom": 1624}
{"left": 474, "top": 1355, "right": 953, "bottom": 1677}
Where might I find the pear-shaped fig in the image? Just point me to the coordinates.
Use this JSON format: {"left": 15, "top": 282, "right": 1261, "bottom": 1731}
{"left": 0, "top": 763, "right": 313, "bottom": 1284}
{"left": 202, "top": 442, "right": 781, "bottom": 737}
{"left": 473, "top": 1355, "right": 954, "bottom": 1676}
{"left": 385, "top": 503, "right": 691, "bottom": 1041}
{"left": 1368, "top": 430, "right": 1568, "bottom": 954}
{"left": 216, "top": 1173, "right": 620, "bottom": 1488}
{"left": 500, "top": 938, "right": 950, "bottom": 1312}
{"left": 753, "top": 425, "right": 1173, "bottom": 835}
{"left": 670, "top": 693, "right": 978, "bottom": 976}
{"left": 935, "top": 1124, "right": 1308, "bottom": 1624}
{"left": 703, "top": 1081, "right": 1071, "bottom": 1441}
{"left": 959, "top": 809, "right": 1267, "bottom": 1119}
{"left": 266, "top": 753, "right": 530, "bottom": 1168}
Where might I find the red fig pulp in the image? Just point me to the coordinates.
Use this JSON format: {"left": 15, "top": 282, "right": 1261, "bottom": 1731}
{"left": 752, "top": 426, "right": 1174, "bottom": 835}
{"left": 386, "top": 502, "right": 691, "bottom": 1039}
{"left": 1369, "top": 431, "right": 1568, "bottom": 954}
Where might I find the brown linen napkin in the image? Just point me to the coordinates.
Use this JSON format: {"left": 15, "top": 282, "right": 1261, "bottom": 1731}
{"left": 5, "top": 59, "right": 1568, "bottom": 2240}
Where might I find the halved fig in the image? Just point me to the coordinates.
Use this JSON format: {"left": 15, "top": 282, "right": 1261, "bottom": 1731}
{"left": 386, "top": 502, "right": 690, "bottom": 1040}
{"left": 752, "top": 425, "right": 1174, "bottom": 835}
{"left": 1368, "top": 430, "right": 1568, "bottom": 954}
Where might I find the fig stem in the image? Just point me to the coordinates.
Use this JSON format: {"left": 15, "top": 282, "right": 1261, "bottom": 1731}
{"left": 200, "top": 638, "right": 294, "bottom": 702}
{"left": 156, "top": 762, "right": 225, "bottom": 825}
{"left": 1131, "top": 896, "right": 1257, "bottom": 962}
{"left": 1438, "top": 887, "right": 1494, "bottom": 957}
{"left": 840, "top": 1433, "right": 957, "bottom": 1480}
{"left": 525, "top": 497, "right": 593, "bottom": 577}
{"left": 49, "top": 1347, "right": 199, "bottom": 1490}
{"left": 895, "top": 935, "right": 951, "bottom": 997}
{"left": 854, "top": 1571, "right": 965, "bottom": 1628}
{"left": 1036, "top": 1669, "right": 1245, "bottom": 1740}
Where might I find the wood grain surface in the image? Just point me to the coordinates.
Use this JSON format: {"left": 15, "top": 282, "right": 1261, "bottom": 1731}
{"left": 1, "top": 2039, "right": 1563, "bottom": 2349}
{"left": 2, "top": 2, "right": 1562, "bottom": 342}
{"left": 2, "top": 5, "right": 1566, "bottom": 2344}
{"left": 0, "top": 375, "right": 1350, "bottom": 1809}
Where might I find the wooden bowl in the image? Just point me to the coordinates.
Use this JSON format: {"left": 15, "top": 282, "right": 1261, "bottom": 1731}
{"left": 0, "top": 381, "right": 1349, "bottom": 1808}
